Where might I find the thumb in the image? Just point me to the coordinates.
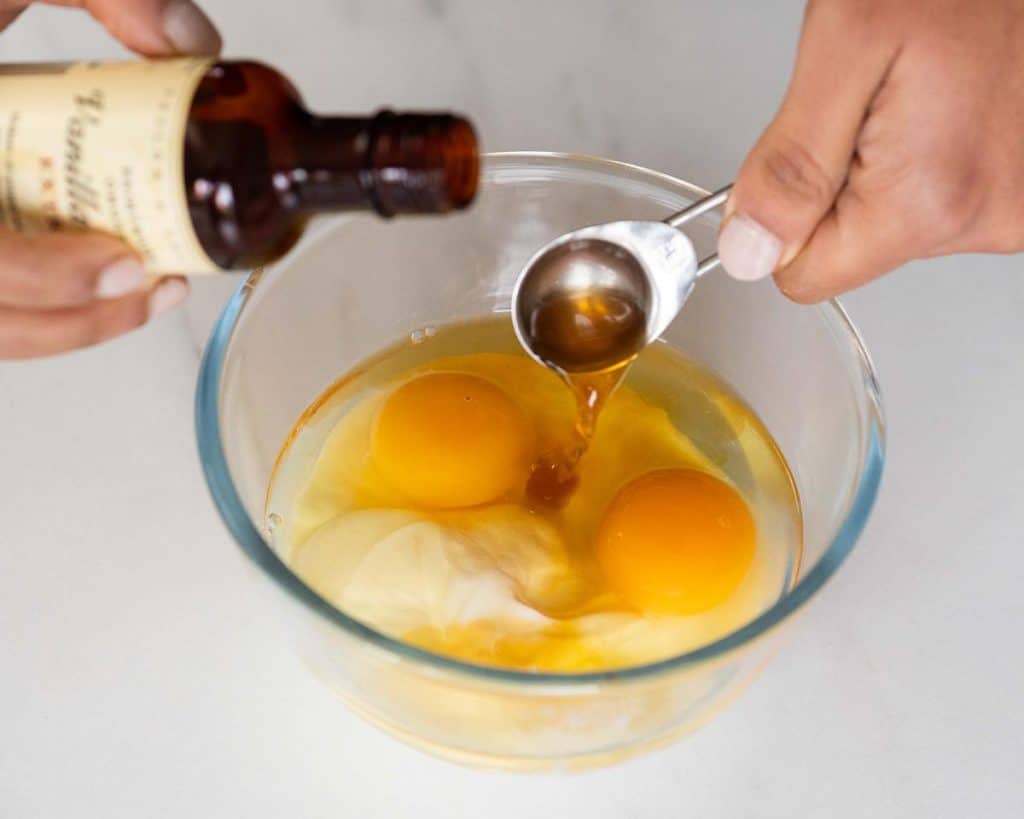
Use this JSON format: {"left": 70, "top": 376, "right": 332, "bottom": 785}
{"left": 719, "top": 2, "right": 899, "bottom": 283}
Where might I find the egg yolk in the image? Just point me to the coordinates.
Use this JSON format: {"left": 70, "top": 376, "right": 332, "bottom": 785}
{"left": 595, "top": 469, "right": 756, "bottom": 614}
{"left": 371, "top": 372, "right": 532, "bottom": 508}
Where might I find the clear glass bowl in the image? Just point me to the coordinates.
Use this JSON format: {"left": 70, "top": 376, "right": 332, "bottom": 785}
{"left": 196, "top": 153, "right": 885, "bottom": 771}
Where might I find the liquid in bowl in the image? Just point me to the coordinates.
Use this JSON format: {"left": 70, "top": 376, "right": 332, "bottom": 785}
{"left": 265, "top": 315, "right": 802, "bottom": 673}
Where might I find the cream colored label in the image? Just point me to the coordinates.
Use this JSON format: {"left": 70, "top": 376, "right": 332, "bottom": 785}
{"left": 0, "top": 58, "right": 218, "bottom": 273}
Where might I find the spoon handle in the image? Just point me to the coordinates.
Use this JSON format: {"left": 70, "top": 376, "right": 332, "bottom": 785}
{"left": 695, "top": 253, "right": 722, "bottom": 279}
{"left": 664, "top": 184, "right": 733, "bottom": 279}
{"left": 664, "top": 184, "right": 733, "bottom": 229}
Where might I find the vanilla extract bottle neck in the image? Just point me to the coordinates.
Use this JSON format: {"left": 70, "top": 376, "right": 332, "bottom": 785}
{"left": 290, "top": 111, "right": 479, "bottom": 214}
{"left": 184, "top": 61, "right": 480, "bottom": 270}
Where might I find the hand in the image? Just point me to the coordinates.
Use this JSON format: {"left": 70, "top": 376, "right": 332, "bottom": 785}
{"left": 0, "top": 0, "right": 221, "bottom": 360}
{"left": 718, "top": 0, "right": 1024, "bottom": 303}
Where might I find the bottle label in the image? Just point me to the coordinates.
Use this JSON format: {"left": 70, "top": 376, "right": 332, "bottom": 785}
{"left": 0, "top": 58, "right": 218, "bottom": 273}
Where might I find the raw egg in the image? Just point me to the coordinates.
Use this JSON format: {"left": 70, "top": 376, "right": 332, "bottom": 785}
{"left": 595, "top": 468, "right": 756, "bottom": 615}
{"left": 371, "top": 372, "right": 532, "bottom": 508}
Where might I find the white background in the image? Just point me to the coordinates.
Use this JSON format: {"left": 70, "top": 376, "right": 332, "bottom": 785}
{"left": 1, "top": 1, "right": 1022, "bottom": 816}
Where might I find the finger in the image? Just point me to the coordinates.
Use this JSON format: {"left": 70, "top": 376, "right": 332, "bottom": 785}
{"left": 0, "top": 230, "right": 147, "bottom": 308}
{"left": 0, "top": 0, "right": 221, "bottom": 56}
{"left": 773, "top": 184, "right": 913, "bottom": 303}
{"left": 0, "top": 276, "right": 188, "bottom": 360}
{"left": 718, "top": 0, "right": 901, "bottom": 282}
{"left": 0, "top": 6, "right": 21, "bottom": 29}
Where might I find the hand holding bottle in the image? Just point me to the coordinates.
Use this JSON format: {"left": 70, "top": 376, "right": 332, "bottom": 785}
{"left": 0, "top": 0, "right": 220, "bottom": 360}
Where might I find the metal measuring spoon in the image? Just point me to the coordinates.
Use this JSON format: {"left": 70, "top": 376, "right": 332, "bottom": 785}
{"left": 512, "top": 185, "right": 731, "bottom": 373}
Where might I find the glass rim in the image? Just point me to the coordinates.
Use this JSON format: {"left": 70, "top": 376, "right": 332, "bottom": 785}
{"left": 195, "top": 151, "right": 887, "bottom": 689}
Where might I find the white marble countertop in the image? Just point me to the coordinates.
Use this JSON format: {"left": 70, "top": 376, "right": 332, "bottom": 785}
{"left": 2, "top": 2, "right": 1022, "bottom": 816}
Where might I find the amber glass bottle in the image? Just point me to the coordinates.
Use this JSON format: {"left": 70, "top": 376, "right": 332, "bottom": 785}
{"left": 0, "top": 58, "right": 479, "bottom": 273}
{"left": 185, "top": 61, "right": 479, "bottom": 269}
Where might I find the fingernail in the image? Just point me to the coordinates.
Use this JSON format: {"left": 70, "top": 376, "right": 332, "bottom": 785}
{"left": 148, "top": 278, "right": 189, "bottom": 317}
{"left": 718, "top": 213, "right": 784, "bottom": 282}
{"left": 162, "top": 0, "right": 222, "bottom": 55}
{"left": 95, "top": 257, "right": 146, "bottom": 300}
